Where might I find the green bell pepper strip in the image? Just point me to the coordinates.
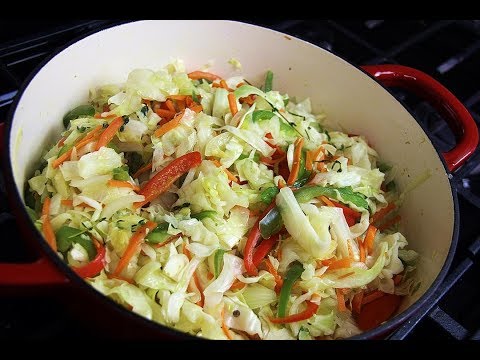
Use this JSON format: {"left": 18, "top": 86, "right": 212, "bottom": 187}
{"left": 145, "top": 223, "right": 171, "bottom": 244}
{"left": 264, "top": 70, "right": 274, "bottom": 92}
{"left": 58, "top": 143, "right": 73, "bottom": 157}
{"left": 63, "top": 104, "right": 95, "bottom": 128}
{"left": 259, "top": 185, "right": 368, "bottom": 239}
{"left": 25, "top": 206, "right": 38, "bottom": 222}
{"left": 260, "top": 186, "right": 279, "bottom": 204}
{"left": 56, "top": 226, "right": 97, "bottom": 260}
{"left": 191, "top": 210, "right": 217, "bottom": 221}
{"left": 277, "top": 262, "right": 304, "bottom": 318}
{"left": 294, "top": 185, "right": 368, "bottom": 209}
{"left": 113, "top": 165, "right": 130, "bottom": 181}
{"left": 259, "top": 206, "right": 283, "bottom": 240}
{"left": 213, "top": 249, "right": 226, "bottom": 278}
{"left": 252, "top": 110, "right": 276, "bottom": 123}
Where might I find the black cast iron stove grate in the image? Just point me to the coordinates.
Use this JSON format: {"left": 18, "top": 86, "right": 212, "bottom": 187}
{"left": 1, "top": 19, "right": 479, "bottom": 339}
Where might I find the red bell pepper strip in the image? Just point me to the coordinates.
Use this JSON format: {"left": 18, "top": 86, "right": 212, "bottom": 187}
{"left": 72, "top": 245, "right": 106, "bottom": 278}
{"left": 355, "top": 293, "right": 402, "bottom": 331}
{"left": 270, "top": 300, "right": 319, "bottom": 324}
{"left": 328, "top": 199, "right": 361, "bottom": 226}
{"left": 244, "top": 200, "right": 277, "bottom": 276}
{"left": 252, "top": 233, "right": 280, "bottom": 267}
{"left": 41, "top": 197, "right": 57, "bottom": 251}
{"left": 134, "top": 152, "right": 202, "bottom": 208}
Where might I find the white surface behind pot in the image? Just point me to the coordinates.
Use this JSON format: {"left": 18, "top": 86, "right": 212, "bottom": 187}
{"left": 9, "top": 20, "right": 454, "bottom": 318}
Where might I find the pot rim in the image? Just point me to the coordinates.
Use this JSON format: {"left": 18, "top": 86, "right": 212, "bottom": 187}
{"left": 2, "top": 19, "right": 460, "bottom": 340}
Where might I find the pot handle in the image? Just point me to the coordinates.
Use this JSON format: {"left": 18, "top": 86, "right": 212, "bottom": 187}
{"left": 361, "top": 64, "right": 478, "bottom": 172}
{"left": 0, "top": 122, "right": 68, "bottom": 286}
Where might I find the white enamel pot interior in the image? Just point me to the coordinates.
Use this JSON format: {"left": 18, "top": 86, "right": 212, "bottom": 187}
{"left": 4, "top": 20, "right": 473, "bottom": 339}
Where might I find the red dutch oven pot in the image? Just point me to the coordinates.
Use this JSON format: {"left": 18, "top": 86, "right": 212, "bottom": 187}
{"left": 0, "top": 20, "right": 478, "bottom": 339}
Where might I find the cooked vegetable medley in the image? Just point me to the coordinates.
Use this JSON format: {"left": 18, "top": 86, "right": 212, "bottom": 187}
{"left": 26, "top": 60, "right": 420, "bottom": 339}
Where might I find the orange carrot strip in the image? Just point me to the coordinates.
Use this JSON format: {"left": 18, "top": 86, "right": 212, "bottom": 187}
{"left": 113, "top": 221, "right": 157, "bottom": 276}
{"left": 336, "top": 288, "right": 347, "bottom": 312}
{"left": 364, "top": 225, "right": 378, "bottom": 255}
{"left": 155, "top": 108, "right": 176, "bottom": 120}
{"left": 358, "top": 238, "right": 366, "bottom": 263}
{"left": 220, "top": 80, "right": 233, "bottom": 91}
{"left": 305, "top": 150, "right": 313, "bottom": 171}
{"left": 352, "top": 291, "right": 364, "bottom": 315}
{"left": 320, "top": 257, "right": 334, "bottom": 267}
{"left": 212, "top": 82, "right": 222, "bottom": 88}
{"left": 287, "top": 137, "right": 304, "bottom": 186}
{"left": 107, "top": 179, "right": 140, "bottom": 192}
{"left": 132, "top": 162, "right": 152, "bottom": 179}
{"left": 41, "top": 197, "right": 57, "bottom": 251}
{"left": 260, "top": 155, "right": 286, "bottom": 166}
{"left": 371, "top": 203, "right": 396, "bottom": 224}
{"left": 61, "top": 199, "right": 73, "bottom": 207}
{"left": 188, "top": 104, "right": 203, "bottom": 113}
{"left": 52, "top": 140, "right": 87, "bottom": 168}
{"left": 317, "top": 162, "right": 327, "bottom": 172}
{"left": 236, "top": 82, "right": 245, "bottom": 88}
{"left": 95, "top": 116, "right": 124, "bottom": 151}
{"left": 319, "top": 195, "right": 336, "bottom": 207}
{"left": 165, "top": 99, "right": 176, "bottom": 113}
{"left": 52, "top": 125, "right": 102, "bottom": 168}
{"left": 221, "top": 305, "right": 234, "bottom": 340}
{"left": 188, "top": 71, "right": 221, "bottom": 82}
{"left": 61, "top": 199, "right": 94, "bottom": 209}
{"left": 229, "top": 279, "right": 246, "bottom": 291}
{"left": 227, "top": 92, "right": 238, "bottom": 116}
{"left": 176, "top": 99, "right": 186, "bottom": 111}
{"left": 362, "top": 290, "right": 386, "bottom": 305}
{"left": 311, "top": 147, "right": 324, "bottom": 163}
{"left": 265, "top": 258, "right": 283, "bottom": 293}
{"left": 154, "top": 110, "right": 185, "bottom": 138}
{"left": 167, "top": 95, "right": 188, "bottom": 101}
{"left": 378, "top": 215, "right": 401, "bottom": 232}
{"left": 324, "top": 257, "right": 352, "bottom": 271}
{"left": 239, "top": 95, "right": 255, "bottom": 106}
{"left": 209, "top": 158, "right": 239, "bottom": 183}
{"left": 106, "top": 273, "right": 134, "bottom": 284}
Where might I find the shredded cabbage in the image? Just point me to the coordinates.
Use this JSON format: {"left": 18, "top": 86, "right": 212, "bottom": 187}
{"left": 27, "top": 60, "right": 417, "bottom": 340}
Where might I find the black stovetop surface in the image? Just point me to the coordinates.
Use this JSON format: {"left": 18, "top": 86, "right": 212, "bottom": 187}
{"left": 1, "top": 20, "right": 480, "bottom": 340}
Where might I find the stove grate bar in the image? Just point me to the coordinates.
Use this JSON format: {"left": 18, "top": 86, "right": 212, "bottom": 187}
{"left": 390, "top": 257, "right": 473, "bottom": 339}
{"left": 428, "top": 306, "right": 469, "bottom": 339}
{"left": 366, "top": 20, "right": 455, "bottom": 65}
